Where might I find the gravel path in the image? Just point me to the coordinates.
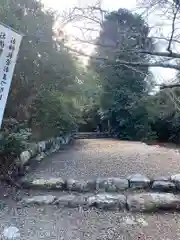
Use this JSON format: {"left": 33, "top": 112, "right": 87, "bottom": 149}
{"left": 28, "top": 139, "right": 180, "bottom": 180}
{"left": 1, "top": 195, "right": 180, "bottom": 240}
{"left": 1, "top": 139, "right": 180, "bottom": 239}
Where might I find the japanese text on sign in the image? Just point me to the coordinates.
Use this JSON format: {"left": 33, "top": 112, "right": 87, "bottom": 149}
{"left": 0, "top": 24, "right": 23, "bottom": 128}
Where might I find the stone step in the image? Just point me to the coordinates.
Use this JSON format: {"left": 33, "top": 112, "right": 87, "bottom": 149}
{"left": 19, "top": 192, "right": 180, "bottom": 212}
{"left": 19, "top": 173, "right": 180, "bottom": 193}
{"left": 74, "top": 132, "right": 110, "bottom": 139}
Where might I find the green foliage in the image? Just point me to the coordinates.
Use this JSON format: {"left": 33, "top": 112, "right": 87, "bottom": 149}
{"left": 0, "top": 0, "right": 83, "bottom": 140}
{"left": 79, "top": 105, "right": 101, "bottom": 132}
{"left": 30, "top": 91, "right": 80, "bottom": 139}
{"left": 86, "top": 8, "right": 180, "bottom": 144}
{"left": 89, "top": 8, "right": 154, "bottom": 140}
{"left": 1, "top": 0, "right": 180, "bottom": 159}
{"left": 75, "top": 65, "right": 103, "bottom": 132}
{"left": 145, "top": 88, "right": 180, "bottom": 143}
{"left": 0, "top": 120, "right": 32, "bottom": 156}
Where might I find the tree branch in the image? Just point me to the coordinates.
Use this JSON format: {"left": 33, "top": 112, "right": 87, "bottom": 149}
{"left": 150, "top": 36, "right": 180, "bottom": 44}
{"left": 115, "top": 60, "right": 180, "bottom": 70}
{"left": 158, "top": 83, "right": 180, "bottom": 89}
{"left": 139, "top": 50, "right": 180, "bottom": 58}
{"left": 67, "top": 37, "right": 180, "bottom": 59}
{"left": 167, "top": 4, "right": 179, "bottom": 53}
{"left": 64, "top": 45, "right": 180, "bottom": 70}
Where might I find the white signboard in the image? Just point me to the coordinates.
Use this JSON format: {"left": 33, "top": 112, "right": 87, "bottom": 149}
{"left": 0, "top": 24, "right": 23, "bottom": 128}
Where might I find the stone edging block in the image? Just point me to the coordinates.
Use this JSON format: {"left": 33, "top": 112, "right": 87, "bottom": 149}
{"left": 21, "top": 173, "right": 180, "bottom": 194}
{"left": 127, "top": 193, "right": 180, "bottom": 212}
{"left": 127, "top": 174, "right": 150, "bottom": 189}
{"left": 21, "top": 192, "right": 180, "bottom": 212}
{"left": 151, "top": 180, "right": 176, "bottom": 191}
{"left": 66, "top": 179, "right": 96, "bottom": 192}
{"left": 88, "top": 193, "right": 126, "bottom": 210}
{"left": 96, "top": 178, "right": 129, "bottom": 192}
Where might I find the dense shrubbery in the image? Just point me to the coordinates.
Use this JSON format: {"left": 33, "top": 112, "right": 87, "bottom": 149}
{"left": 0, "top": 119, "right": 31, "bottom": 180}
{"left": 1, "top": 0, "right": 83, "bottom": 142}
{"left": 0, "top": 119, "right": 31, "bottom": 156}
{"left": 145, "top": 90, "right": 180, "bottom": 144}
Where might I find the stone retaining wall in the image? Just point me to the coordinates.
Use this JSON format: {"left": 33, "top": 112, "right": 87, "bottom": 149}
{"left": 20, "top": 173, "right": 180, "bottom": 193}
{"left": 15, "top": 134, "right": 74, "bottom": 176}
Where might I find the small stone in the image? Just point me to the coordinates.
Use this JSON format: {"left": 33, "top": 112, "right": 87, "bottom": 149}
{"left": 171, "top": 174, "right": 180, "bottom": 181}
{"left": 88, "top": 193, "right": 126, "bottom": 210}
{"left": 37, "top": 141, "right": 46, "bottom": 152}
{"left": 122, "top": 216, "right": 136, "bottom": 225}
{"left": 35, "top": 152, "right": 46, "bottom": 161}
{"left": 20, "top": 151, "right": 31, "bottom": 166}
{"left": 22, "top": 195, "right": 56, "bottom": 205}
{"left": 28, "top": 143, "right": 38, "bottom": 157}
{"left": 127, "top": 193, "right": 180, "bottom": 212}
{"left": 2, "top": 226, "right": 20, "bottom": 239}
{"left": 96, "top": 178, "right": 129, "bottom": 192}
{"left": 136, "top": 218, "right": 148, "bottom": 226}
{"left": 27, "top": 177, "right": 65, "bottom": 189}
{"left": 55, "top": 194, "right": 88, "bottom": 208}
{"left": 66, "top": 179, "right": 96, "bottom": 192}
{"left": 152, "top": 181, "right": 176, "bottom": 192}
{"left": 171, "top": 174, "right": 180, "bottom": 189}
{"left": 128, "top": 174, "right": 150, "bottom": 189}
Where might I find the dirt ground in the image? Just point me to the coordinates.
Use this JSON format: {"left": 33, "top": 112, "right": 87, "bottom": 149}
{"left": 1, "top": 139, "right": 180, "bottom": 239}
